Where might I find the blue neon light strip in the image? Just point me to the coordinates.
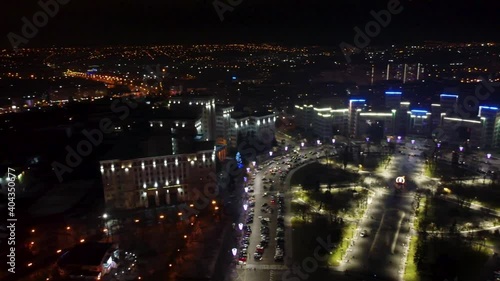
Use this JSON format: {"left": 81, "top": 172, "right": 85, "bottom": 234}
{"left": 480, "top": 106, "right": 499, "bottom": 110}
{"left": 411, "top": 110, "right": 428, "bottom": 113}
{"left": 350, "top": 99, "right": 366, "bottom": 102}
{"left": 440, "top": 94, "right": 458, "bottom": 98}
{"left": 385, "top": 91, "right": 402, "bottom": 95}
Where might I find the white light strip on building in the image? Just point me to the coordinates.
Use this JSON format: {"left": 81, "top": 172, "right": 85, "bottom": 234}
{"left": 359, "top": 113, "right": 393, "bottom": 116}
{"left": 443, "top": 117, "right": 482, "bottom": 124}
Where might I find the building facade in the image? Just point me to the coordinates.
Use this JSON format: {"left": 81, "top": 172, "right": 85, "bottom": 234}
{"left": 100, "top": 141, "right": 216, "bottom": 210}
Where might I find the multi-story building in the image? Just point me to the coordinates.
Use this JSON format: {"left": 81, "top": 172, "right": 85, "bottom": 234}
{"left": 385, "top": 91, "right": 402, "bottom": 109}
{"left": 292, "top": 92, "right": 497, "bottom": 148}
{"left": 407, "top": 109, "right": 432, "bottom": 135}
{"left": 168, "top": 96, "right": 216, "bottom": 141}
{"left": 478, "top": 106, "right": 499, "bottom": 149}
{"left": 294, "top": 104, "right": 315, "bottom": 131}
{"left": 348, "top": 99, "right": 366, "bottom": 137}
{"left": 439, "top": 93, "right": 459, "bottom": 113}
{"left": 99, "top": 135, "right": 216, "bottom": 210}
{"left": 215, "top": 105, "right": 235, "bottom": 144}
{"left": 313, "top": 108, "right": 349, "bottom": 141}
{"left": 357, "top": 111, "right": 397, "bottom": 137}
{"left": 440, "top": 116, "right": 484, "bottom": 148}
{"left": 229, "top": 112, "right": 276, "bottom": 148}
{"left": 494, "top": 112, "right": 500, "bottom": 149}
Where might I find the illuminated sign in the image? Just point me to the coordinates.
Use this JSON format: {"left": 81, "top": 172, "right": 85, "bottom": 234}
{"left": 395, "top": 176, "right": 405, "bottom": 184}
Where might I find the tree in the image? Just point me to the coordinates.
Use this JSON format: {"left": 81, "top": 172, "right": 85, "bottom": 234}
{"left": 292, "top": 202, "right": 311, "bottom": 221}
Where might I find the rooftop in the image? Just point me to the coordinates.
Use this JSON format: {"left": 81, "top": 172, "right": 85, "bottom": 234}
{"left": 101, "top": 131, "right": 214, "bottom": 161}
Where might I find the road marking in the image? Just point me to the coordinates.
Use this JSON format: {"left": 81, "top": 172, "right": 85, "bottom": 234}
{"left": 270, "top": 270, "right": 275, "bottom": 281}
{"left": 370, "top": 211, "right": 386, "bottom": 254}
{"left": 391, "top": 211, "right": 405, "bottom": 254}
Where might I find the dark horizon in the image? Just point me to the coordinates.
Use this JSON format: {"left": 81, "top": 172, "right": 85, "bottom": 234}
{"left": 2, "top": 0, "right": 500, "bottom": 49}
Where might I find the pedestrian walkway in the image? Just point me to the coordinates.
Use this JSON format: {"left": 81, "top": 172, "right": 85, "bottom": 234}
{"left": 244, "top": 264, "right": 287, "bottom": 270}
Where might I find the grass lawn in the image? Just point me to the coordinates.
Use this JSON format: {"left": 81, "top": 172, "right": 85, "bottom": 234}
{"left": 451, "top": 184, "right": 500, "bottom": 212}
{"left": 328, "top": 223, "right": 355, "bottom": 266}
{"left": 290, "top": 162, "right": 359, "bottom": 189}
{"left": 485, "top": 236, "right": 500, "bottom": 249}
{"left": 426, "top": 196, "right": 497, "bottom": 230}
{"left": 404, "top": 236, "right": 420, "bottom": 281}
{"left": 291, "top": 219, "right": 341, "bottom": 266}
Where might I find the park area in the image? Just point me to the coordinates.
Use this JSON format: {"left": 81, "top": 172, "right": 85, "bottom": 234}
{"left": 290, "top": 162, "right": 369, "bottom": 267}
{"left": 408, "top": 194, "right": 497, "bottom": 281}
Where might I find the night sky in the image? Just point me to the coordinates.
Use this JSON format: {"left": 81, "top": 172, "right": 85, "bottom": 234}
{"left": 2, "top": 0, "right": 499, "bottom": 48}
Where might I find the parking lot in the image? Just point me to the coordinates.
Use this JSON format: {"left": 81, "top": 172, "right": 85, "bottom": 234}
{"left": 235, "top": 144, "right": 330, "bottom": 267}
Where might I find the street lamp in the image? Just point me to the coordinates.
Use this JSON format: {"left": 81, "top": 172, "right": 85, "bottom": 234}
{"left": 397, "top": 136, "right": 401, "bottom": 141}
{"left": 459, "top": 146, "right": 464, "bottom": 152}
{"left": 285, "top": 146, "right": 288, "bottom": 151}
{"left": 411, "top": 140, "right": 415, "bottom": 145}
{"left": 244, "top": 187, "right": 248, "bottom": 193}
{"left": 437, "top": 143, "right": 441, "bottom": 148}
{"left": 301, "top": 142, "right": 304, "bottom": 148}
{"left": 387, "top": 137, "right": 391, "bottom": 143}
{"left": 366, "top": 137, "right": 370, "bottom": 142}
{"left": 232, "top": 248, "right": 237, "bottom": 257}
{"left": 317, "top": 140, "right": 321, "bottom": 145}
{"left": 243, "top": 204, "right": 248, "bottom": 211}
{"left": 269, "top": 151, "right": 273, "bottom": 157}
{"left": 246, "top": 167, "right": 250, "bottom": 173}
{"left": 332, "top": 138, "right": 336, "bottom": 144}
{"left": 487, "top": 153, "right": 491, "bottom": 159}
{"left": 252, "top": 161, "right": 256, "bottom": 166}
{"left": 238, "top": 223, "right": 243, "bottom": 230}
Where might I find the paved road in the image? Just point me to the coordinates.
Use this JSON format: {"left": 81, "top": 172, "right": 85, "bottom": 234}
{"left": 228, "top": 145, "right": 324, "bottom": 281}
{"left": 342, "top": 144, "right": 426, "bottom": 280}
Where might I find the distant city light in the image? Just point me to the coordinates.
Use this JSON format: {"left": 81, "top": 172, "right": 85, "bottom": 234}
{"left": 487, "top": 153, "right": 492, "bottom": 159}
{"left": 238, "top": 223, "right": 243, "bottom": 230}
